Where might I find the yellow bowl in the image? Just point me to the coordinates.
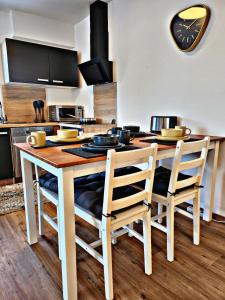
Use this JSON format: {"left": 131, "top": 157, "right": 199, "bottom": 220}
{"left": 57, "top": 129, "right": 78, "bottom": 139}
{"left": 161, "top": 128, "right": 183, "bottom": 137}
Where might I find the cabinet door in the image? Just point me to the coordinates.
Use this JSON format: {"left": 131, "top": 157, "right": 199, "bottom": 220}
{"left": 6, "top": 39, "right": 50, "bottom": 85}
{"left": 49, "top": 48, "right": 79, "bottom": 87}
{"left": 0, "top": 129, "right": 13, "bottom": 179}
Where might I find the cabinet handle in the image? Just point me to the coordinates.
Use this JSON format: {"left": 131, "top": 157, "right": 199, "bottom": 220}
{"left": 0, "top": 132, "right": 8, "bottom": 135}
{"left": 53, "top": 80, "right": 64, "bottom": 84}
{"left": 37, "top": 78, "right": 49, "bottom": 82}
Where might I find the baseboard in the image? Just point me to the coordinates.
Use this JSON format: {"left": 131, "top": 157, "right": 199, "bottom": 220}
{"left": 0, "top": 178, "right": 14, "bottom": 186}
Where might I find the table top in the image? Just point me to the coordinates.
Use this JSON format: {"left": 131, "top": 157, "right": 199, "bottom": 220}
{"left": 15, "top": 134, "right": 225, "bottom": 169}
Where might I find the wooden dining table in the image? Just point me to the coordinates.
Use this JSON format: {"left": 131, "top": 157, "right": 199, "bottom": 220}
{"left": 15, "top": 133, "right": 224, "bottom": 300}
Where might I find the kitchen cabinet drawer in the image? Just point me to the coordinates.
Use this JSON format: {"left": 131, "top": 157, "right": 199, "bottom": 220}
{"left": 3, "top": 39, "right": 79, "bottom": 87}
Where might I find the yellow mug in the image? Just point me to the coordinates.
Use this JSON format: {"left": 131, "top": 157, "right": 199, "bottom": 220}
{"left": 26, "top": 131, "right": 46, "bottom": 147}
{"left": 175, "top": 126, "right": 192, "bottom": 136}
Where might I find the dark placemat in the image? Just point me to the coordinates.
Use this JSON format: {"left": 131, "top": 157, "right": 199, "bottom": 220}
{"left": 116, "top": 145, "right": 141, "bottom": 152}
{"left": 139, "top": 138, "right": 199, "bottom": 146}
{"left": 62, "top": 145, "right": 141, "bottom": 159}
{"left": 63, "top": 147, "right": 104, "bottom": 158}
{"left": 31, "top": 140, "right": 64, "bottom": 148}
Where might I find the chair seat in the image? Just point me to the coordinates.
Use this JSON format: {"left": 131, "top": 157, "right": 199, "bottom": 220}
{"left": 39, "top": 166, "right": 142, "bottom": 220}
{"left": 135, "top": 166, "right": 194, "bottom": 197}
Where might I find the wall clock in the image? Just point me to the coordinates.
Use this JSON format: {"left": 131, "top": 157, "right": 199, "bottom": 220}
{"left": 170, "top": 5, "right": 210, "bottom": 52}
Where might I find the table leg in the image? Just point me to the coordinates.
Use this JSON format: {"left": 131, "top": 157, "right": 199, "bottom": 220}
{"left": 57, "top": 167, "right": 77, "bottom": 300}
{"left": 20, "top": 153, "right": 38, "bottom": 245}
{"left": 203, "top": 141, "right": 220, "bottom": 222}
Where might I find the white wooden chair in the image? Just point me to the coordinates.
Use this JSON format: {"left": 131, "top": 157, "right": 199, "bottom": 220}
{"left": 35, "top": 145, "right": 158, "bottom": 299}
{"left": 76, "top": 145, "right": 158, "bottom": 299}
{"left": 151, "top": 137, "right": 210, "bottom": 262}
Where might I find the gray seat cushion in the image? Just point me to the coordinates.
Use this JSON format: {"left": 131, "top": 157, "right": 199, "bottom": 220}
{"left": 39, "top": 166, "right": 142, "bottom": 220}
{"left": 135, "top": 166, "right": 194, "bottom": 196}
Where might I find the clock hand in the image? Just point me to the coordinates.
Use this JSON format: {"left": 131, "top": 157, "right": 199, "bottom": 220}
{"left": 186, "top": 19, "right": 198, "bottom": 29}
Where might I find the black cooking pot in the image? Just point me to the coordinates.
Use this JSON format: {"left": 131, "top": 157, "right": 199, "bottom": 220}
{"left": 123, "top": 125, "right": 140, "bottom": 133}
{"left": 93, "top": 134, "right": 119, "bottom": 146}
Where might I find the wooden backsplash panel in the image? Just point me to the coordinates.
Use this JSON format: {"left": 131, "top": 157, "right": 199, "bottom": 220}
{"left": 2, "top": 85, "right": 47, "bottom": 123}
{"left": 94, "top": 82, "right": 117, "bottom": 124}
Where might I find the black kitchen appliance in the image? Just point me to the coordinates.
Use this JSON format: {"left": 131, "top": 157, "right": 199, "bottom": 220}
{"left": 78, "top": 0, "right": 113, "bottom": 86}
{"left": 150, "top": 116, "right": 178, "bottom": 133}
{"left": 79, "top": 57, "right": 112, "bottom": 86}
{"left": 0, "top": 129, "right": 14, "bottom": 179}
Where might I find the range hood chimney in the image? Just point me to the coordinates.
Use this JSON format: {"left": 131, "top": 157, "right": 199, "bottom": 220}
{"left": 78, "top": 0, "right": 113, "bottom": 86}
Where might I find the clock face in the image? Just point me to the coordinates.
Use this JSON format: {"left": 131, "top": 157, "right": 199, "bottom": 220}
{"left": 170, "top": 5, "right": 210, "bottom": 52}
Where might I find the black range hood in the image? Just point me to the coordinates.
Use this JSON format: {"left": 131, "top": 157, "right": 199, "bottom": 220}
{"left": 78, "top": 0, "right": 113, "bottom": 86}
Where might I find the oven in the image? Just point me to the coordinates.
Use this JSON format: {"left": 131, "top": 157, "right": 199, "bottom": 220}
{"left": 11, "top": 126, "right": 54, "bottom": 179}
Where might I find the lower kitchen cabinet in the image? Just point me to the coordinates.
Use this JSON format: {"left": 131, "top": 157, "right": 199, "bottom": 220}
{"left": 0, "top": 129, "right": 14, "bottom": 179}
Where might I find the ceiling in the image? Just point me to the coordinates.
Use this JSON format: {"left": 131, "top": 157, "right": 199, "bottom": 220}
{"left": 0, "top": 0, "right": 110, "bottom": 24}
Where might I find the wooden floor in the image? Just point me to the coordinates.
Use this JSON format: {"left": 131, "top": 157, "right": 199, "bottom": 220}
{"left": 1, "top": 204, "right": 225, "bottom": 300}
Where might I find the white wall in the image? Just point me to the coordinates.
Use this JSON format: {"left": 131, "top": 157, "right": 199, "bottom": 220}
{"left": 109, "top": 0, "right": 225, "bottom": 216}
{"left": 11, "top": 10, "right": 74, "bottom": 48}
{"left": 0, "top": 11, "right": 13, "bottom": 43}
{"left": 73, "top": 17, "right": 94, "bottom": 117}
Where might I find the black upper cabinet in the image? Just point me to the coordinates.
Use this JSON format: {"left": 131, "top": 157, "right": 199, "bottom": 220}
{"left": 49, "top": 48, "right": 78, "bottom": 87}
{"left": 6, "top": 39, "right": 50, "bottom": 84}
{"left": 5, "top": 39, "right": 78, "bottom": 87}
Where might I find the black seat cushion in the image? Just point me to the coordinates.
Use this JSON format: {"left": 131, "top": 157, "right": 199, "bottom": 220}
{"left": 39, "top": 166, "right": 142, "bottom": 220}
{"left": 136, "top": 166, "right": 194, "bottom": 197}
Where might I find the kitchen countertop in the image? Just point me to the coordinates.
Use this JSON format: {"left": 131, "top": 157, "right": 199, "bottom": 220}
{"left": 0, "top": 122, "right": 114, "bottom": 129}
{"left": 0, "top": 122, "right": 59, "bottom": 128}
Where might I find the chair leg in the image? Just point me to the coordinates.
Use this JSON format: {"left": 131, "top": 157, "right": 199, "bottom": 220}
{"left": 37, "top": 187, "right": 45, "bottom": 236}
{"left": 111, "top": 231, "right": 117, "bottom": 245}
{"left": 143, "top": 210, "right": 152, "bottom": 275}
{"left": 193, "top": 193, "right": 200, "bottom": 245}
{"left": 35, "top": 165, "right": 44, "bottom": 236}
{"left": 102, "top": 221, "right": 113, "bottom": 300}
{"left": 128, "top": 223, "right": 134, "bottom": 237}
{"left": 167, "top": 202, "right": 175, "bottom": 262}
{"left": 158, "top": 203, "right": 163, "bottom": 224}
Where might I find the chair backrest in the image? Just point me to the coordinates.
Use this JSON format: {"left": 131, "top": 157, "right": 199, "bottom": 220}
{"left": 168, "top": 137, "right": 210, "bottom": 196}
{"left": 102, "top": 144, "right": 158, "bottom": 217}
